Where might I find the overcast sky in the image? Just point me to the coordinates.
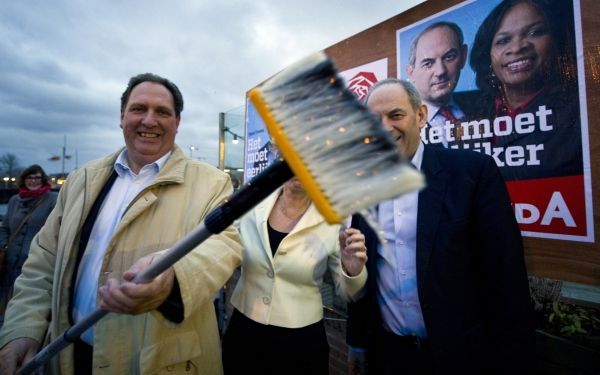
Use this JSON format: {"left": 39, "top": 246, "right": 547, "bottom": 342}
{"left": 0, "top": 0, "right": 422, "bottom": 175}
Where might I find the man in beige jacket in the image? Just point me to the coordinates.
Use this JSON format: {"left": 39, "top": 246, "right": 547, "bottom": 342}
{"left": 0, "top": 73, "right": 242, "bottom": 374}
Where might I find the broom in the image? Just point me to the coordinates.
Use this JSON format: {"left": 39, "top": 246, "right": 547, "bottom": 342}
{"left": 16, "top": 51, "right": 424, "bottom": 374}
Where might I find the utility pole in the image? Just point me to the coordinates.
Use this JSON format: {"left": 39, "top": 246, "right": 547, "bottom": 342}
{"left": 62, "top": 135, "right": 67, "bottom": 178}
{"left": 218, "top": 112, "right": 225, "bottom": 170}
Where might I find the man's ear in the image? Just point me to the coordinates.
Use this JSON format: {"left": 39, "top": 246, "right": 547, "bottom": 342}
{"left": 406, "top": 64, "right": 414, "bottom": 80}
{"left": 417, "top": 104, "right": 428, "bottom": 129}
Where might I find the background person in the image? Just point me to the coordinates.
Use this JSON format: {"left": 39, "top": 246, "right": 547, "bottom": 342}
{"left": 0, "top": 73, "right": 242, "bottom": 374}
{"left": 222, "top": 176, "right": 367, "bottom": 375}
{"left": 0, "top": 165, "right": 57, "bottom": 325}
{"left": 346, "top": 79, "right": 534, "bottom": 374}
{"left": 470, "top": 0, "right": 582, "bottom": 179}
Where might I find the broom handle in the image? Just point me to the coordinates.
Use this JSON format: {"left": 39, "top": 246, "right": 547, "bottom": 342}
{"left": 17, "top": 160, "right": 294, "bottom": 375}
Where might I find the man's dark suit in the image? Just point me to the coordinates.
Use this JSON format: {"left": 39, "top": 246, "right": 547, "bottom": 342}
{"left": 347, "top": 144, "right": 535, "bottom": 373}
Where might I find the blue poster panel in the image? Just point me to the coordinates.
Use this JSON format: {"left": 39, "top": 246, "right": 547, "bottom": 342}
{"left": 243, "top": 99, "right": 277, "bottom": 183}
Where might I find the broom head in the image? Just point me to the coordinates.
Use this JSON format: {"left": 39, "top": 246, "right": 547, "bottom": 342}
{"left": 249, "top": 52, "right": 424, "bottom": 224}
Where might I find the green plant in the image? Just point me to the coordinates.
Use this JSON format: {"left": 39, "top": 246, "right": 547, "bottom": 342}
{"left": 543, "top": 300, "right": 600, "bottom": 337}
{"left": 529, "top": 276, "right": 600, "bottom": 349}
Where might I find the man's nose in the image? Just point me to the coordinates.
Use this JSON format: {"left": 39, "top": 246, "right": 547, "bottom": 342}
{"left": 432, "top": 59, "right": 448, "bottom": 75}
{"left": 142, "top": 111, "right": 159, "bottom": 125}
{"left": 380, "top": 117, "right": 392, "bottom": 130}
{"left": 382, "top": 119, "right": 397, "bottom": 134}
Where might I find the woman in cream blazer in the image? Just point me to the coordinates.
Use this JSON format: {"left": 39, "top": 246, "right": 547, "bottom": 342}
{"left": 222, "top": 178, "right": 367, "bottom": 374}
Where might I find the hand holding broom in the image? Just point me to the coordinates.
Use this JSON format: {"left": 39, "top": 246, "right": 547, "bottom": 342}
{"left": 16, "top": 51, "right": 424, "bottom": 375}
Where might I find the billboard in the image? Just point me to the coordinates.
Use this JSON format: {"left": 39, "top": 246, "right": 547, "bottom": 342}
{"left": 396, "top": 0, "right": 592, "bottom": 242}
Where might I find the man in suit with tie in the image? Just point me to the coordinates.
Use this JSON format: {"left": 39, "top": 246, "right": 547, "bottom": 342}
{"left": 407, "top": 21, "right": 473, "bottom": 147}
{"left": 346, "top": 79, "right": 534, "bottom": 374}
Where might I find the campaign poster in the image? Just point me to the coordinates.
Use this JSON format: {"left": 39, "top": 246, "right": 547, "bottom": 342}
{"left": 396, "top": 0, "right": 592, "bottom": 242}
{"left": 243, "top": 99, "right": 276, "bottom": 183}
{"left": 339, "top": 58, "right": 388, "bottom": 100}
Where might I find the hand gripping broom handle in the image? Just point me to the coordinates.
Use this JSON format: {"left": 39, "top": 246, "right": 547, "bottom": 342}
{"left": 17, "top": 160, "right": 294, "bottom": 375}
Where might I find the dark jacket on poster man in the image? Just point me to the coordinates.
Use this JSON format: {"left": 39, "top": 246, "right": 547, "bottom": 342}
{"left": 347, "top": 144, "right": 535, "bottom": 373}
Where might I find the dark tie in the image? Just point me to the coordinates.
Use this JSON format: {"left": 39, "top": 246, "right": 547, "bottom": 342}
{"left": 438, "top": 106, "right": 463, "bottom": 141}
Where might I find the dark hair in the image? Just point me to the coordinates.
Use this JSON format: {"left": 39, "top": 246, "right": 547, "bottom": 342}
{"left": 470, "top": 0, "right": 576, "bottom": 99}
{"left": 364, "top": 78, "right": 422, "bottom": 112}
{"left": 408, "top": 21, "right": 465, "bottom": 67}
{"left": 120, "top": 73, "right": 184, "bottom": 116}
{"left": 17, "top": 164, "right": 50, "bottom": 187}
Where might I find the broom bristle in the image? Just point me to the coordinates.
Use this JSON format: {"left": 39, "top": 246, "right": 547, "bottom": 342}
{"left": 249, "top": 52, "right": 424, "bottom": 224}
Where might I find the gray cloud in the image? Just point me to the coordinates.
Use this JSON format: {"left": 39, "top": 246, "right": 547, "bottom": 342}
{"left": 0, "top": 0, "right": 422, "bottom": 175}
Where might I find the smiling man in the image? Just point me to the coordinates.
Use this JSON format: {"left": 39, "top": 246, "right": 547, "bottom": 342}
{"left": 0, "top": 73, "right": 243, "bottom": 374}
{"left": 347, "top": 79, "right": 534, "bottom": 374}
{"left": 120, "top": 80, "right": 181, "bottom": 173}
{"left": 407, "top": 22, "right": 471, "bottom": 146}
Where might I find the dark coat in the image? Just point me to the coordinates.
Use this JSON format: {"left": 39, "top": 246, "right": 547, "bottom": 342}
{"left": 347, "top": 145, "right": 535, "bottom": 374}
{"left": 0, "top": 191, "right": 58, "bottom": 295}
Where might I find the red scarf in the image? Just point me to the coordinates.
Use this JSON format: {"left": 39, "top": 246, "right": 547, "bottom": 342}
{"left": 19, "top": 183, "right": 51, "bottom": 199}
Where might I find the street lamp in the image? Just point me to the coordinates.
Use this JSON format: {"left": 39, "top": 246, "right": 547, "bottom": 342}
{"left": 218, "top": 112, "right": 245, "bottom": 171}
{"left": 224, "top": 127, "right": 244, "bottom": 145}
{"left": 189, "top": 145, "right": 197, "bottom": 158}
{"left": 2, "top": 176, "right": 9, "bottom": 188}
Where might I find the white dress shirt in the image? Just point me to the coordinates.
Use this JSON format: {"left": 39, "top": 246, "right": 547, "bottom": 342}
{"left": 376, "top": 141, "right": 427, "bottom": 338}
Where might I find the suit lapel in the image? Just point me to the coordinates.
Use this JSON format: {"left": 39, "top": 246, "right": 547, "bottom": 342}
{"left": 256, "top": 190, "right": 280, "bottom": 265}
{"left": 289, "top": 203, "right": 322, "bottom": 236}
{"left": 416, "top": 146, "right": 446, "bottom": 289}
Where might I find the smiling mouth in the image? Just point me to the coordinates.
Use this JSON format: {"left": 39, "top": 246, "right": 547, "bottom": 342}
{"left": 139, "top": 132, "right": 159, "bottom": 138}
{"left": 431, "top": 80, "right": 450, "bottom": 88}
{"left": 505, "top": 58, "right": 534, "bottom": 72}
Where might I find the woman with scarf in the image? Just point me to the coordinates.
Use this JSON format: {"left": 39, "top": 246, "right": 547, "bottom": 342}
{"left": 0, "top": 165, "right": 57, "bottom": 324}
